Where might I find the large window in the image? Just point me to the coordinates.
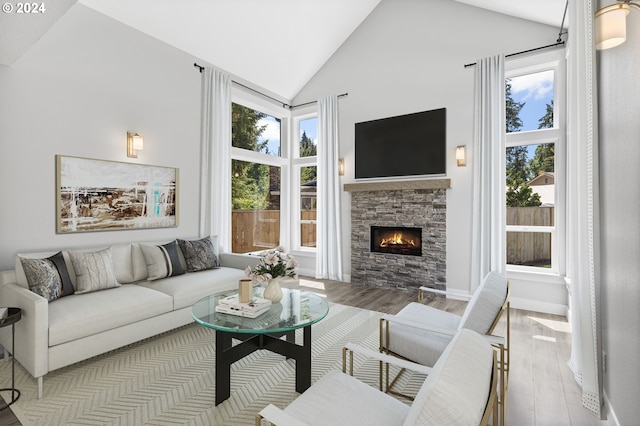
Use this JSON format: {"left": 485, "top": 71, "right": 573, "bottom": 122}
{"left": 294, "top": 116, "right": 318, "bottom": 250}
{"left": 505, "top": 52, "right": 564, "bottom": 272}
{"left": 231, "top": 101, "right": 286, "bottom": 253}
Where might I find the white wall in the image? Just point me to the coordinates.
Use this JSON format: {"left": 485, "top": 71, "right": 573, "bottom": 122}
{"left": 598, "top": 2, "right": 640, "bottom": 423}
{"left": 0, "top": 4, "right": 202, "bottom": 270}
{"left": 293, "top": 0, "right": 559, "bottom": 294}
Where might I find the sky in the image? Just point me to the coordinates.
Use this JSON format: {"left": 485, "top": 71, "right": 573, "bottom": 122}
{"left": 508, "top": 69, "right": 555, "bottom": 160}
{"left": 258, "top": 115, "right": 282, "bottom": 155}
{"left": 258, "top": 116, "right": 317, "bottom": 156}
{"left": 510, "top": 69, "right": 554, "bottom": 132}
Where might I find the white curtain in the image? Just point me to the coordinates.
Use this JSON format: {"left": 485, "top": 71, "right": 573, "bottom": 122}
{"left": 470, "top": 55, "right": 506, "bottom": 289}
{"left": 315, "top": 95, "right": 343, "bottom": 281}
{"left": 199, "top": 68, "right": 232, "bottom": 250}
{"left": 566, "top": 0, "right": 603, "bottom": 418}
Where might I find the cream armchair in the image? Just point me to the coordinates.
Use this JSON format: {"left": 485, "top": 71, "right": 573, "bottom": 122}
{"left": 379, "top": 271, "right": 510, "bottom": 423}
{"left": 257, "top": 329, "right": 499, "bottom": 426}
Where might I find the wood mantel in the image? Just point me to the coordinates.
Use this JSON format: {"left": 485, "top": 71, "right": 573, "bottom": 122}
{"left": 343, "top": 178, "right": 451, "bottom": 192}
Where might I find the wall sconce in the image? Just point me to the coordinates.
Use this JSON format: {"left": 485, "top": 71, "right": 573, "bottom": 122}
{"left": 595, "top": 1, "right": 640, "bottom": 50}
{"left": 338, "top": 158, "right": 345, "bottom": 176}
{"left": 455, "top": 145, "right": 467, "bottom": 167}
{"left": 127, "top": 132, "right": 144, "bottom": 158}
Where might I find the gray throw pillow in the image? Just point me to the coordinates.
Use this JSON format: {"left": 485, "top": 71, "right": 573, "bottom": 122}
{"left": 69, "top": 248, "right": 120, "bottom": 294}
{"left": 140, "top": 240, "right": 185, "bottom": 280}
{"left": 177, "top": 236, "right": 219, "bottom": 272}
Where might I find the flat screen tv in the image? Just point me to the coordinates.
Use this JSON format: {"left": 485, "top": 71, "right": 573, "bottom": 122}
{"left": 355, "top": 107, "right": 446, "bottom": 180}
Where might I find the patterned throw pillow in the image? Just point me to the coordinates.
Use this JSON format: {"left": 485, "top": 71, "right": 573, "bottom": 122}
{"left": 20, "top": 251, "right": 74, "bottom": 302}
{"left": 21, "top": 257, "right": 63, "bottom": 301}
{"left": 177, "top": 236, "right": 219, "bottom": 272}
{"left": 140, "top": 240, "right": 186, "bottom": 280}
{"left": 69, "top": 248, "right": 120, "bottom": 294}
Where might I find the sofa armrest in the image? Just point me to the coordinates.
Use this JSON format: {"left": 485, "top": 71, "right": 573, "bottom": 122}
{"left": 219, "top": 252, "right": 260, "bottom": 270}
{"left": 0, "top": 282, "right": 49, "bottom": 379}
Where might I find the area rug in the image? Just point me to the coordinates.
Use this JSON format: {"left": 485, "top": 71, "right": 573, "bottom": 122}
{"left": 1, "top": 303, "right": 425, "bottom": 425}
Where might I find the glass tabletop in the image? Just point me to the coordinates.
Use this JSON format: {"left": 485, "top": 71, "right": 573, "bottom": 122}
{"left": 192, "top": 287, "right": 329, "bottom": 334}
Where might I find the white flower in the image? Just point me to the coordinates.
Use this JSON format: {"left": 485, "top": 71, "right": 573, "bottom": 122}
{"left": 255, "top": 274, "right": 270, "bottom": 283}
{"left": 264, "top": 253, "right": 279, "bottom": 265}
{"left": 245, "top": 247, "right": 297, "bottom": 283}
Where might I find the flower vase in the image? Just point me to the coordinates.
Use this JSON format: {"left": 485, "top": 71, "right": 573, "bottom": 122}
{"left": 263, "top": 277, "right": 283, "bottom": 303}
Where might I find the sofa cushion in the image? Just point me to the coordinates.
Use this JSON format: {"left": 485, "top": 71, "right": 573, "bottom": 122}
{"left": 385, "top": 302, "right": 461, "bottom": 367}
{"left": 68, "top": 248, "right": 120, "bottom": 294}
{"left": 137, "top": 266, "right": 245, "bottom": 310}
{"left": 177, "top": 236, "right": 219, "bottom": 272}
{"left": 48, "top": 285, "right": 173, "bottom": 346}
{"left": 403, "top": 329, "right": 493, "bottom": 426}
{"left": 140, "top": 240, "right": 185, "bottom": 280}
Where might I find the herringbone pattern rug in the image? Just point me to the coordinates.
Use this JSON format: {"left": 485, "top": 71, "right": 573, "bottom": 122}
{"left": 1, "top": 304, "right": 424, "bottom": 425}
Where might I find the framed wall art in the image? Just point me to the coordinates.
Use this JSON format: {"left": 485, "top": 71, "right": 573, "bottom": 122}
{"left": 56, "top": 155, "right": 178, "bottom": 233}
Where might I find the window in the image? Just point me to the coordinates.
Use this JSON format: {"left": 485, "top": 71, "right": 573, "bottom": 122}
{"left": 293, "top": 115, "right": 318, "bottom": 250}
{"left": 505, "top": 52, "right": 565, "bottom": 273}
{"left": 231, "top": 101, "right": 287, "bottom": 254}
{"left": 232, "top": 103, "right": 282, "bottom": 156}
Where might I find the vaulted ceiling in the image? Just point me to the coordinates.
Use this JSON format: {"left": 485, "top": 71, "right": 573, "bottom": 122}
{"left": 0, "top": 0, "right": 567, "bottom": 100}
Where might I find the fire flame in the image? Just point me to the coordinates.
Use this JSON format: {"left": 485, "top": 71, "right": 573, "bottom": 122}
{"left": 380, "top": 233, "right": 415, "bottom": 247}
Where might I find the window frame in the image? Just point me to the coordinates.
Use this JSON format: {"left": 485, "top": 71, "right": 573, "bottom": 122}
{"left": 505, "top": 49, "right": 566, "bottom": 275}
{"left": 230, "top": 89, "right": 291, "bottom": 253}
{"left": 291, "top": 110, "right": 318, "bottom": 253}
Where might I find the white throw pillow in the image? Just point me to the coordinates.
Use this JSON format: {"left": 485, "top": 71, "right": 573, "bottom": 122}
{"left": 68, "top": 248, "right": 120, "bottom": 294}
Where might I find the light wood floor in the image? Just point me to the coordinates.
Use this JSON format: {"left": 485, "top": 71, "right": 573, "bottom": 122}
{"left": 0, "top": 277, "right": 608, "bottom": 426}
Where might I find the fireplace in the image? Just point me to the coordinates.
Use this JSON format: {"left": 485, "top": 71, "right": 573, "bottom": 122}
{"left": 370, "top": 226, "right": 422, "bottom": 256}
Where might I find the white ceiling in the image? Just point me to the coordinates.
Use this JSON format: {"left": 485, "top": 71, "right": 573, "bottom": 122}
{"left": 453, "top": 0, "right": 567, "bottom": 29}
{"left": 78, "top": 0, "right": 384, "bottom": 100}
{"left": 1, "top": 0, "right": 568, "bottom": 100}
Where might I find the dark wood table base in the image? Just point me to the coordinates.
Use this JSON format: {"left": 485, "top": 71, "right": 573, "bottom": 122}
{"left": 215, "top": 326, "right": 312, "bottom": 405}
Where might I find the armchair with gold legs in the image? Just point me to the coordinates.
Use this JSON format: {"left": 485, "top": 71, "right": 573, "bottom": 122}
{"left": 257, "top": 329, "right": 500, "bottom": 426}
{"left": 379, "top": 271, "right": 510, "bottom": 425}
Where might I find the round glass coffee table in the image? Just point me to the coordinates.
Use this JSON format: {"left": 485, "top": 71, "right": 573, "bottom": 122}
{"left": 192, "top": 287, "right": 329, "bottom": 405}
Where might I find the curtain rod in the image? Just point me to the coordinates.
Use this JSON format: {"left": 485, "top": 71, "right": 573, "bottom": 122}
{"left": 463, "top": 41, "right": 565, "bottom": 68}
{"left": 290, "top": 93, "right": 348, "bottom": 110}
{"left": 194, "top": 62, "right": 347, "bottom": 109}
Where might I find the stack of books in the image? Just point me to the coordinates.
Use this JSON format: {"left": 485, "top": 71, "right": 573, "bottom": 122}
{"left": 215, "top": 295, "right": 272, "bottom": 318}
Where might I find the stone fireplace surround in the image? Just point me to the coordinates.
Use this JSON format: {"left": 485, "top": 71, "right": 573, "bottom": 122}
{"left": 345, "top": 179, "right": 450, "bottom": 294}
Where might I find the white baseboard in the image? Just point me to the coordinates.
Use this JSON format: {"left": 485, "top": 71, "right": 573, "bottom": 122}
{"left": 509, "top": 297, "right": 568, "bottom": 316}
{"left": 297, "top": 267, "right": 316, "bottom": 278}
{"left": 603, "top": 389, "right": 620, "bottom": 426}
{"left": 298, "top": 270, "right": 352, "bottom": 283}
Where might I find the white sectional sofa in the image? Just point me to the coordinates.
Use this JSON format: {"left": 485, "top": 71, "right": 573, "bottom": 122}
{"left": 0, "top": 238, "right": 259, "bottom": 399}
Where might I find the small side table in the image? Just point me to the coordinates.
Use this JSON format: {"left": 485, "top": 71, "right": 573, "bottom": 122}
{"left": 0, "top": 308, "right": 21, "bottom": 410}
